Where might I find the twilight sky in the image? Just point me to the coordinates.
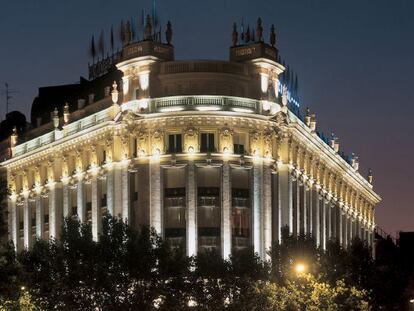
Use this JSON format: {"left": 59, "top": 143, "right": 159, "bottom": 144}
{"left": 0, "top": 0, "right": 413, "bottom": 236}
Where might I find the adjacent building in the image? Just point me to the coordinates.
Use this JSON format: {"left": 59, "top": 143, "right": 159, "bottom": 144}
{"left": 0, "top": 18, "right": 381, "bottom": 259}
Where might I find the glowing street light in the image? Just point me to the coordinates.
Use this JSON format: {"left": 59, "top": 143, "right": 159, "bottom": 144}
{"left": 294, "top": 263, "right": 307, "bottom": 276}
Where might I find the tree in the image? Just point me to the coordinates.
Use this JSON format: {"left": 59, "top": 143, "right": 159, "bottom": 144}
{"left": 0, "top": 169, "right": 20, "bottom": 303}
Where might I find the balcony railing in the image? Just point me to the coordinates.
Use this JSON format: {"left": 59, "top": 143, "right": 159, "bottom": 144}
{"left": 152, "top": 95, "right": 259, "bottom": 113}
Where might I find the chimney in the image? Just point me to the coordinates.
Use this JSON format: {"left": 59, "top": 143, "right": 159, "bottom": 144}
{"left": 88, "top": 93, "right": 95, "bottom": 105}
{"left": 104, "top": 86, "right": 111, "bottom": 97}
{"left": 10, "top": 127, "right": 18, "bottom": 147}
{"left": 63, "top": 103, "right": 70, "bottom": 125}
{"left": 52, "top": 107, "right": 59, "bottom": 129}
{"left": 305, "top": 108, "right": 311, "bottom": 127}
{"left": 310, "top": 113, "right": 316, "bottom": 132}
{"left": 77, "top": 99, "right": 86, "bottom": 110}
{"left": 329, "top": 134, "right": 336, "bottom": 149}
{"left": 351, "top": 153, "right": 359, "bottom": 170}
{"left": 334, "top": 138, "right": 340, "bottom": 153}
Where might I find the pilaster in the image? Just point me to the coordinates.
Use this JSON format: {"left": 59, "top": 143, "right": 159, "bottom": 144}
{"left": 77, "top": 178, "right": 86, "bottom": 222}
{"left": 106, "top": 168, "right": 115, "bottom": 216}
{"left": 150, "top": 159, "right": 162, "bottom": 234}
{"left": 35, "top": 196, "right": 44, "bottom": 239}
{"left": 62, "top": 183, "right": 71, "bottom": 218}
{"left": 49, "top": 183, "right": 62, "bottom": 239}
{"left": 91, "top": 176, "right": 102, "bottom": 241}
{"left": 23, "top": 197, "right": 31, "bottom": 249}
{"left": 262, "top": 162, "right": 272, "bottom": 260}
{"left": 186, "top": 160, "right": 197, "bottom": 257}
{"left": 221, "top": 161, "right": 231, "bottom": 259}
{"left": 121, "top": 165, "right": 130, "bottom": 222}
{"left": 251, "top": 160, "right": 263, "bottom": 258}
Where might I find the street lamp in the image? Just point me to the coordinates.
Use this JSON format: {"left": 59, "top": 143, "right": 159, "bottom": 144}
{"left": 294, "top": 263, "right": 307, "bottom": 276}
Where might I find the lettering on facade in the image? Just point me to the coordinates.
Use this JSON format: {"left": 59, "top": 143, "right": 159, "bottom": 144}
{"left": 235, "top": 47, "right": 256, "bottom": 57}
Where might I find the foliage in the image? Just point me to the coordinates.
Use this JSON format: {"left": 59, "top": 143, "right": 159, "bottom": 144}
{"left": 0, "top": 218, "right": 408, "bottom": 310}
{"left": 0, "top": 290, "right": 44, "bottom": 311}
{"left": 246, "top": 276, "right": 370, "bottom": 311}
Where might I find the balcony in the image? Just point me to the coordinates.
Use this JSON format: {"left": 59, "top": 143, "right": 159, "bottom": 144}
{"left": 165, "top": 188, "right": 186, "bottom": 208}
{"left": 198, "top": 227, "right": 220, "bottom": 251}
{"left": 233, "top": 236, "right": 250, "bottom": 250}
{"left": 199, "top": 236, "right": 220, "bottom": 251}
{"left": 165, "top": 197, "right": 185, "bottom": 209}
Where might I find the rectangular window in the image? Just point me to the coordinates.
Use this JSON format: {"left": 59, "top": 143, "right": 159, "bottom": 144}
{"left": 168, "top": 134, "right": 182, "bottom": 153}
{"left": 132, "top": 138, "right": 137, "bottom": 157}
{"left": 102, "top": 150, "right": 107, "bottom": 165}
{"left": 200, "top": 133, "right": 215, "bottom": 152}
{"left": 233, "top": 132, "right": 246, "bottom": 155}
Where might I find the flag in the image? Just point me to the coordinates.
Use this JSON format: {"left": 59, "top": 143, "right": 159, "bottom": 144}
{"left": 110, "top": 26, "right": 114, "bottom": 53}
{"left": 90, "top": 35, "right": 96, "bottom": 63}
{"left": 98, "top": 30, "right": 105, "bottom": 59}
{"left": 120, "top": 20, "right": 125, "bottom": 44}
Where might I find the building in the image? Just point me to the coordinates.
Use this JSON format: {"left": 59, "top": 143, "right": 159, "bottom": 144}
{"left": 0, "top": 17, "right": 381, "bottom": 259}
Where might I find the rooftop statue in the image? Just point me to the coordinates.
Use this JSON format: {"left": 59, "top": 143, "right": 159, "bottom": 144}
{"left": 124, "top": 21, "right": 132, "bottom": 45}
{"left": 166, "top": 21, "right": 173, "bottom": 45}
{"left": 144, "top": 15, "right": 153, "bottom": 40}
{"left": 256, "top": 17, "right": 263, "bottom": 42}
{"left": 245, "top": 25, "right": 251, "bottom": 43}
{"left": 270, "top": 24, "right": 276, "bottom": 47}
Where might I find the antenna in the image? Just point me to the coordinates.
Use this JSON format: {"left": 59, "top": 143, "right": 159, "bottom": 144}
{"left": 0, "top": 82, "right": 19, "bottom": 118}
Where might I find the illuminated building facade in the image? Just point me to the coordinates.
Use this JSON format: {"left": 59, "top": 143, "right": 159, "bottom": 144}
{"left": 0, "top": 18, "right": 380, "bottom": 259}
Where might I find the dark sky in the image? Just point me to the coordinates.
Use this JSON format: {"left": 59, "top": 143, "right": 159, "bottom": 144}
{"left": 0, "top": 0, "right": 413, "bottom": 236}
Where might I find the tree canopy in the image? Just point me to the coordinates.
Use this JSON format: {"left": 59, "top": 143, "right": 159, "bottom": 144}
{"left": 0, "top": 215, "right": 410, "bottom": 310}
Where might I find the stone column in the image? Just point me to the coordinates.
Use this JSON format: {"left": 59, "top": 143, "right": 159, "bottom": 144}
{"left": 91, "top": 176, "right": 102, "bottom": 241}
{"left": 150, "top": 159, "right": 162, "bottom": 234}
{"left": 62, "top": 183, "right": 71, "bottom": 218}
{"left": 251, "top": 161, "right": 263, "bottom": 258}
{"left": 35, "top": 196, "right": 44, "bottom": 239}
{"left": 77, "top": 178, "right": 86, "bottom": 222}
{"left": 272, "top": 170, "right": 281, "bottom": 244}
{"left": 338, "top": 209, "right": 343, "bottom": 245}
{"left": 23, "top": 197, "right": 31, "bottom": 249}
{"left": 326, "top": 201, "right": 332, "bottom": 243}
{"left": 299, "top": 182, "right": 306, "bottom": 235}
{"left": 121, "top": 166, "right": 130, "bottom": 222}
{"left": 320, "top": 198, "right": 326, "bottom": 249}
{"left": 293, "top": 179, "right": 300, "bottom": 237}
{"left": 311, "top": 187, "right": 320, "bottom": 246}
{"left": 278, "top": 164, "right": 293, "bottom": 236}
{"left": 343, "top": 213, "right": 348, "bottom": 248}
{"left": 307, "top": 186, "right": 312, "bottom": 237}
{"left": 186, "top": 160, "right": 197, "bottom": 257}
{"left": 263, "top": 163, "right": 272, "bottom": 260}
{"left": 10, "top": 199, "right": 19, "bottom": 250}
{"left": 355, "top": 219, "right": 360, "bottom": 239}
{"left": 113, "top": 164, "right": 123, "bottom": 217}
{"left": 106, "top": 168, "right": 115, "bottom": 216}
{"left": 331, "top": 204, "right": 337, "bottom": 240}
{"left": 221, "top": 162, "right": 231, "bottom": 259}
{"left": 49, "top": 183, "right": 62, "bottom": 240}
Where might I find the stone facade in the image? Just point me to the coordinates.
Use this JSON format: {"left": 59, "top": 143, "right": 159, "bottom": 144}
{"left": 1, "top": 33, "right": 380, "bottom": 260}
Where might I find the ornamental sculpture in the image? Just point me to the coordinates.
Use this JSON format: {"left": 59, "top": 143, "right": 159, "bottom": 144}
{"left": 184, "top": 126, "right": 199, "bottom": 153}
{"left": 219, "top": 126, "right": 234, "bottom": 153}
